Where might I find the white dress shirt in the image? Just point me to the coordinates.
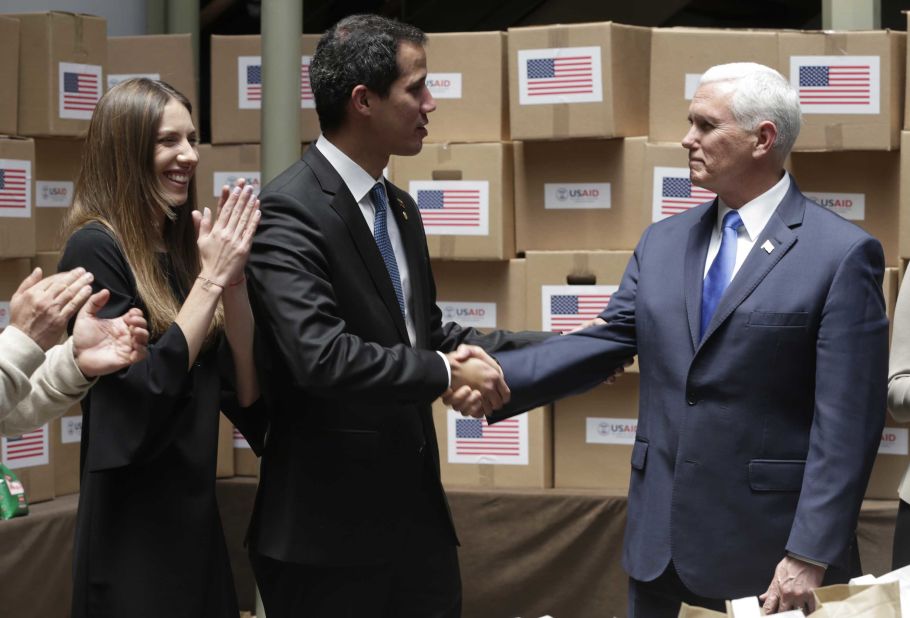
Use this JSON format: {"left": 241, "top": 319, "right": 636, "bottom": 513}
{"left": 314, "top": 135, "right": 452, "bottom": 384}
{"left": 703, "top": 173, "right": 791, "bottom": 279}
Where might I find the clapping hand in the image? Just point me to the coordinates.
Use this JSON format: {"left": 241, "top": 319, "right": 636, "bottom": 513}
{"left": 72, "top": 289, "right": 150, "bottom": 378}
{"left": 193, "top": 180, "right": 261, "bottom": 288}
{"left": 442, "top": 345, "right": 510, "bottom": 418}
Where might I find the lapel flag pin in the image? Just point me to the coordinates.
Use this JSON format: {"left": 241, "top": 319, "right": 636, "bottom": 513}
{"left": 761, "top": 240, "right": 774, "bottom": 254}
{"left": 396, "top": 197, "right": 408, "bottom": 220}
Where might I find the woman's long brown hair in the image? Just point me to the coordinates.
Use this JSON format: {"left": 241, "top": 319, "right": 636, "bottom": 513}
{"left": 64, "top": 78, "right": 223, "bottom": 340}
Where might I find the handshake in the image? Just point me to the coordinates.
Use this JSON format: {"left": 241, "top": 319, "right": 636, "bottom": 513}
{"left": 442, "top": 345, "right": 509, "bottom": 419}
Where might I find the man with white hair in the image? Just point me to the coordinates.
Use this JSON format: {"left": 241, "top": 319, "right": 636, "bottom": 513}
{"left": 465, "top": 62, "right": 887, "bottom": 615}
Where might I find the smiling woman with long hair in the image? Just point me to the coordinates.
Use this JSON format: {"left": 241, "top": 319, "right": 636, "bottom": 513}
{"left": 58, "top": 78, "right": 265, "bottom": 618}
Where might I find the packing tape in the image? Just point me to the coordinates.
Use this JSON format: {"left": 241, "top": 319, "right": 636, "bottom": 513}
{"left": 825, "top": 32, "right": 849, "bottom": 55}
{"left": 477, "top": 463, "right": 495, "bottom": 488}
{"left": 568, "top": 253, "right": 596, "bottom": 284}
{"left": 824, "top": 124, "right": 845, "bottom": 150}
{"left": 547, "top": 26, "right": 572, "bottom": 139}
{"left": 547, "top": 25, "right": 570, "bottom": 49}
{"left": 74, "top": 14, "right": 87, "bottom": 57}
{"left": 439, "top": 236, "right": 457, "bottom": 258}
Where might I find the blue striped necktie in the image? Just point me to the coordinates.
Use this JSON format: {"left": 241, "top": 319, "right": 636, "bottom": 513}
{"left": 701, "top": 210, "right": 743, "bottom": 339}
{"left": 370, "top": 182, "right": 406, "bottom": 318}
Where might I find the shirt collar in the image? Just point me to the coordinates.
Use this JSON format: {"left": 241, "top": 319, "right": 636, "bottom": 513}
{"left": 717, "top": 172, "right": 790, "bottom": 241}
{"left": 315, "top": 134, "right": 384, "bottom": 204}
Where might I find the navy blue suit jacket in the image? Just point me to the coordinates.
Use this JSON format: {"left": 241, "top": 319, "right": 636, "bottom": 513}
{"left": 491, "top": 177, "right": 888, "bottom": 598}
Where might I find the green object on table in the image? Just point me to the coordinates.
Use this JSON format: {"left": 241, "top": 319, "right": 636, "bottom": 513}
{"left": 0, "top": 463, "right": 28, "bottom": 519}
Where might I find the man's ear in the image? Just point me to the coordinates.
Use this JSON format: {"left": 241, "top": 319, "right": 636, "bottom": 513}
{"left": 753, "top": 120, "right": 779, "bottom": 159}
{"left": 350, "top": 84, "right": 371, "bottom": 117}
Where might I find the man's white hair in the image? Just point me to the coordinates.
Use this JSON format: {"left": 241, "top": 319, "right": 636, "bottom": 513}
{"left": 698, "top": 62, "right": 802, "bottom": 157}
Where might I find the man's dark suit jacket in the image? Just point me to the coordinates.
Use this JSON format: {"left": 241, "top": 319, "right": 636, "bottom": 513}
{"left": 491, "top": 178, "right": 888, "bottom": 599}
{"left": 245, "top": 145, "right": 549, "bottom": 566}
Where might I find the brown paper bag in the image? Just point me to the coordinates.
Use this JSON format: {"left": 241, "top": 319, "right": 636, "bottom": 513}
{"left": 809, "top": 581, "right": 901, "bottom": 617}
{"left": 678, "top": 603, "right": 726, "bottom": 618}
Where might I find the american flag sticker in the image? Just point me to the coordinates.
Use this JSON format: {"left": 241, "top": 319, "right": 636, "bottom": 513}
{"left": 518, "top": 46, "right": 603, "bottom": 105}
{"left": 2, "top": 424, "right": 50, "bottom": 469}
{"left": 790, "top": 55, "right": 880, "bottom": 115}
{"left": 446, "top": 407, "right": 528, "bottom": 465}
{"left": 409, "top": 180, "right": 489, "bottom": 236}
{"left": 652, "top": 166, "right": 715, "bottom": 222}
{"left": 233, "top": 428, "right": 251, "bottom": 450}
{"left": 59, "top": 62, "right": 102, "bottom": 119}
{"left": 542, "top": 285, "right": 616, "bottom": 333}
{"left": 0, "top": 159, "right": 32, "bottom": 219}
{"left": 238, "top": 56, "right": 315, "bottom": 109}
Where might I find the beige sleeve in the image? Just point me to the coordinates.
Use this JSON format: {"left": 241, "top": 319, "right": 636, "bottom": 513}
{"left": 888, "top": 278, "right": 910, "bottom": 422}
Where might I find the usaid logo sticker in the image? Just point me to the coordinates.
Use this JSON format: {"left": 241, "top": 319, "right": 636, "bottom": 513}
{"left": 36, "top": 181, "right": 74, "bottom": 208}
{"left": 107, "top": 72, "right": 160, "bottom": 90}
{"left": 684, "top": 73, "right": 703, "bottom": 100}
{"left": 61, "top": 416, "right": 83, "bottom": 444}
{"left": 0, "top": 302, "right": 9, "bottom": 331}
{"left": 544, "top": 183, "right": 611, "bottom": 210}
{"left": 438, "top": 301, "right": 496, "bottom": 328}
{"left": 586, "top": 417, "right": 637, "bottom": 445}
{"left": 879, "top": 427, "right": 909, "bottom": 456}
{"left": 426, "top": 73, "right": 462, "bottom": 99}
{"left": 213, "top": 172, "right": 261, "bottom": 197}
{"left": 804, "top": 192, "right": 864, "bottom": 221}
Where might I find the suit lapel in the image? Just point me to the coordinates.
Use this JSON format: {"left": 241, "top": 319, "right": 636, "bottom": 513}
{"left": 306, "top": 148, "right": 410, "bottom": 344}
{"left": 387, "top": 183, "right": 429, "bottom": 348}
{"left": 698, "top": 179, "right": 805, "bottom": 346}
{"left": 684, "top": 202, "right": 718, "bottom": 350}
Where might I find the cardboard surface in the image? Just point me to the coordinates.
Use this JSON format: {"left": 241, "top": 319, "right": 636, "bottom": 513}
{"left": 216, "top": 413, "right": 234, "bottom": 479}
{"left": 514, "top": 137, "right": 647, "bottom": 253}
{"left": 51, "top": 406, "right": 81, "bottom": 497}
{"left": 13, "top": 12, "right": 106, "bottom": 137}
{"left": 194, "top": 144, "right": 262, "bottom": 209}
{"left": 0, "top": 16, "right": 20, "bottom": 135}
{"left": 508, "top": 22, "right": 651, "bottom": 140}
{"left": 554, "top": 372, "right": 639, "bottom": 490}
{"left": 210, "top": 34, "right": 320, "bottom": 144}
{"left": 649, "top": 28, "right": 779, "bottom": 144}
{"left": 432, "top": 258, "right": 529, "bottom": 332}
{"left": 107, "top": 34, "right": 198, "bottom": 125}
{"left": 788, "top": 149, "right": 900, "bottom": 266}
{"left": 34, "top": 138, "right": 81, "bottom": 252}
{"left": 433, "top": 401, "right": 552, "bottom": 488}
{"left": 780, "top": 29, "right": 905, "bottom": 151}
{"left": 424, "top": 32, "right": 508, "bottom": 143}
{"left": 0, "top": 136, "right": 36, "bottom": 259}
{"left": 899, "top": 131, "right": 910, "bottom": 260}
{"left": 389, "top": 142, "right": 514, "bottom": 260}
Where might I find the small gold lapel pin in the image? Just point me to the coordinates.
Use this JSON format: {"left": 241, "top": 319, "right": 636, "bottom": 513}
{"left": 397, "top": 197, "right": 408, "bottom": 220}
{"left": 761, "top": 240, "right": 775, "bottom": 254}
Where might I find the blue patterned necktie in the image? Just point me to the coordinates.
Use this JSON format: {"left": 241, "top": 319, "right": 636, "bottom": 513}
{"left": 370, "top": 182, "right": 406, "bottom": 318}
{"left": 701, "top": 210, "right": 743, "bottom": 339}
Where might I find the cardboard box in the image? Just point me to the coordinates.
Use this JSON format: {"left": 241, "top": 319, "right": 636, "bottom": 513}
{"left": 514, "top": 137, "right": 647, "bottom": 253}
{"left": 210, "top": 34, "right": 320, "bottom": 144}
{"left": 780, "top": 29, "right": 905, "bottom": 151}
{"left": 507, "top": 22, "right": 650, "bottom": 141}
{"left": 433, "top": 400, "right": 552, "bottom": 488}
{"left": 13, "top": 12, "right": 106, "bottom": 137}
{"left": 389, "top": 142, "right": 514, "bottom": 260}
{"left": 644, "top": 141, "right": 717, "bottom": 223}
{"left": 649, "top": 28, "right": 779, "bottom": 144}
{"left": 900, "top": 131, "right": 910, "bottom": 260}
{"left": 34, "top": 138, "right": 81, "bottom": 252}
{"left": 194, "top": 144, "right": 261, "bottom": 208}
{"left": 216, "top": 413, "right": 234, "bottom": 479}
{"left": 885, "top": 266, "right": 899, "bottom": 341}
{"left": 554, "top": 372, "right": 639, "bottom": 490}
{"left": 424, "top": 32, "right": 508, "bottom": 143}
{"left": 233, "top": 426, "right": 258, "bottom": 477}
{"left": 52, "top": 405, "right": 81, "bottom": 496}
{"left": 0, "top": 16, "right": 20, "bottom": 135}
{"left": 787, "top": 149, "right": 900, "bottom": 266}
{"left": 0, "top": 258, "right": 54, "bottom": 503}
{"left": 0, "top": 137, "right": 36, "bottom": 259}
{"left": 107, "top": 34, "right": 198, "bottom": 125}
{"left": 432, "top": 258, "right": 529, "bottom": 332}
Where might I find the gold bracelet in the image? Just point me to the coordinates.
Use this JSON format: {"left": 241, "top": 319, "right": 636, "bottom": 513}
{"left": 196, "top": 275, "right": 224, "bottom": 290}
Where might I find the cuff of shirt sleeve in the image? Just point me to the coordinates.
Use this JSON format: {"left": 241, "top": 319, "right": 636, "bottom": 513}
{"left": 57, "top": 337, "right": 96, "bottom": 388}
{"left": 787, "top": 552, "right": 828, "bottom": 570}
{"left": 436, "top": 351, "right": 451, "bottom": 388}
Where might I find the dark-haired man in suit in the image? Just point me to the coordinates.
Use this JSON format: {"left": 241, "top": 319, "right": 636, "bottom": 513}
{"left": 245, "top": 13, "right": 549, "bottom": 618}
